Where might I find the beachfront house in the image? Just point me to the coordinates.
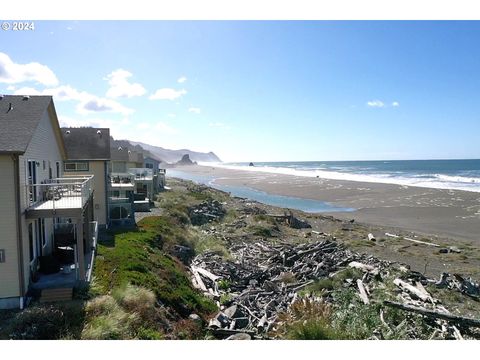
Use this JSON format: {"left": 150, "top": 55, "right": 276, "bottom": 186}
{"left": 61, "top": 127, "right": 111, "bottom": 228}
{"left": 0, "top": 95, "right": 97, "bottom": 309}
{"left": 108, "top": 146, "right": 136, "bottom": 227}
{"left": 144, "top": 155, "right": 166, "bottom": 192}
{"left": 127, "top": 149, "right": 144, "bottom": 169}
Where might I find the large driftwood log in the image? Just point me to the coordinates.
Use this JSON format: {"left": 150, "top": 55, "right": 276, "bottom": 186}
{"left": 385, "top": 232, "right": 439, "bottom": 247}
{"left": 393, "top": 278, "right": 432, "bottom": 302}
{"left": 383, "top": 301, "right": 480, "bottom": 328}
{"left": 357, "top": 279, "right": 370, "bottom": 304}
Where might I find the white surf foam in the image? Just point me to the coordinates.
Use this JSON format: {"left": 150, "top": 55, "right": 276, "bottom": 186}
{"left": 199, "top": 162, "right": 480, "bottom": 193}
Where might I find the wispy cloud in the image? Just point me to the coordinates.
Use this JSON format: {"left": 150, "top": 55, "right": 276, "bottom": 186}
{"left": 77, "top": 97, "right": 134, "bottom": 116}
{"left": 167, "top": 113, "right": 176, "bottom": 118}
{"left": 149, "top": 88, "right": 187, "bottom": 101}
{"left": 177, "top": 76, "right": 187, "bottom": 84}
{"left": 188, "top": 107, "right": 201, "bottom": 114}
{"left": 392, "top": 101, "right": 400, "bottom": 107}
{"left": 0, "top": 52, "right": 58, "bottom": 86}
{"left": 366, "top": 100, "right": 385, "bottom": 108}
{"left": 13, "top": 84, "right": 134, "bottom": 116}
{"left": 105, "top": 69, "right": 146, "bottom": 98}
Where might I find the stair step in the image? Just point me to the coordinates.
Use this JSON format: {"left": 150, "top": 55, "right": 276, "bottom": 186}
{"left": 40, "top": 288, "right": 73, "bottom": 302}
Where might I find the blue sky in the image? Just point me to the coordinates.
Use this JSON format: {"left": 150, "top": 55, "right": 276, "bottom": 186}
{"left": 1, "top": 21, "right": 479, "bottom": 162}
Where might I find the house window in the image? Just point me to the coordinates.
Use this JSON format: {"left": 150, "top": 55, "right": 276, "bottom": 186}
{"left": 145, "top": 163, "right": 153, "bottom": 169}
{"left": 64, "top": 162, "right": 89, "bottom": 172}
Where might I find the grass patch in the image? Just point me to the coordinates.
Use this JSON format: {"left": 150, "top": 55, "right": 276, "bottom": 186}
{"left": 192, "top": 233, "right": 230, "bottom": 258}
{"left": 93, "top": 217, "right": 217, "bottom": 318}
{"left": 249, "top": 225, "right": 273, "bottom": 238}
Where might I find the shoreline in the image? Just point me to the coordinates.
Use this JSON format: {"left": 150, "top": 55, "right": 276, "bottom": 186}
{"left": 170, "top": 165, "right": 480, "bottom": 243}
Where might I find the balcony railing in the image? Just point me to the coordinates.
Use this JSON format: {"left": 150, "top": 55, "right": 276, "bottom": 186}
{"left": 110, "top": 172, "right": 135, "bottom": 185}
{"left": 26, "top": 175, "right": 94, "bottom": 212}
{"left": 128, "top": 168, "right": 153, "bottom": 180}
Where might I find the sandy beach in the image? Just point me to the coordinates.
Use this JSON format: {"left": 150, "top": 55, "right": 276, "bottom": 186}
{"left": 172, "top": 165, "right": 480, "bottom": 243}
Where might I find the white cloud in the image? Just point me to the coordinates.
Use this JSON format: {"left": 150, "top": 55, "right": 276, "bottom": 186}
{"left": 367, "top": 100, "right": 385, "bottom": 108}
{"left": 13, "top": 87, "right": 42, "bottom": 95}
{"left": 0, "top": 52, "right": 59, "bottom": 86}
{"left": 149, "top": 88, "right": 187, "bottom": 101}
{"left": 392, "top": 101, "right": 400, "bottom": 107}
{"left": 77, "top": 96, "right": 134, "bottom": 116}
{"left": 167, "top": 113, "right": 176, "bottom": 118}
{"left": 6, "top": 85, "right": 16, "bottom": 91}
{"left": 14, "top": 84, "right": 134, "bottom": 116}
{"left": 188, "top": 107, "right": 201, "bottom": 114}
{"left": 105, "top": 69, "right": 146, "bottom": 98}
{"left": 14, "top": 85, "right": 85, "bottom": 101}
{"left": 177, "top": 76, "right": 187, "bottom": 83}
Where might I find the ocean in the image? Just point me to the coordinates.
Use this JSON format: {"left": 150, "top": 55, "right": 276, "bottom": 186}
{"left": 210, "top": 159, "right": 480, "bottom": 193}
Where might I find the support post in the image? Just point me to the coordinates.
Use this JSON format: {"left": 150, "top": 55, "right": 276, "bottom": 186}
{"left": 74, "top": 217, "right": 86, "bottom": 281}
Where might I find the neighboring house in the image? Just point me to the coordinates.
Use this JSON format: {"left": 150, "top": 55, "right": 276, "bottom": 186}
{"left": 110, "top": 146, "right": 129, "bottom": 173}
{"left": 144, "top": 156, "right": 165, "bottom": 192}
{"left": 108, "top": 147, "right": 136, "bottom": 227}
{"left": 127, "top": 149, "right": 144, "bottom": 169}
{"left": 61, "top": 127, "right": 111, "bottom": 227}
{"left": 0, "top": 95, "right": 97, "bottom": 309}
{"left": 144, "top": 156, "right": 160, "bottom": 172}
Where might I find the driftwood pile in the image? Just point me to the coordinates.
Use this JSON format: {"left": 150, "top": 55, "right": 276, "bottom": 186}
{"left": 191, "top": 238, "right": 381, "bottom": 338}
{"left": 189, "top": 236, "right": 480, "bottom": 339}
{"left": 188, "top": 200, "right": 226, "bottom": 225}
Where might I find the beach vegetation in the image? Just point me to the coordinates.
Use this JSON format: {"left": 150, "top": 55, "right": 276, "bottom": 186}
{"left": 249, "top": 224, "right": 273, "bottom": 238}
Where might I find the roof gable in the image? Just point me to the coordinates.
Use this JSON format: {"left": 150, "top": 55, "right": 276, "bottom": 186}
{"left": 0, "top": 95, "right": 53, "bottom": 154}
{"left": 61, "top": 127, "right": 111, "bottom": 160}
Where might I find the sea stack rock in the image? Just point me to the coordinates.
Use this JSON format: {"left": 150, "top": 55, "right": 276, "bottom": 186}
{"left": 249, "top": 162, "right": 254, "bottom": 167}
{"left": 176, "top": 154, "right": 195, "bottom": 166}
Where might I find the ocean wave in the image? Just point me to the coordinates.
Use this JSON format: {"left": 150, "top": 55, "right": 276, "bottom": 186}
{"left": 200, "top": 162, "right": 480, "bottom": 193}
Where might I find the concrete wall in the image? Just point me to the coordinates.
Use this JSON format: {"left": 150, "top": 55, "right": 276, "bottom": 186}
{"left": 64, "top": 161, "right": 108, "bottom": 225}
{"left": 0, "top": 156, "right": 20, "bottom": 299}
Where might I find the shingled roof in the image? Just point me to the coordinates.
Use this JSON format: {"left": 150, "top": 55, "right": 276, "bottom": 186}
{"left": 128, "top": 149, "right": 144, "bottom": 164}
{"left": 0, "top": 95, "right": 54, "bottom": 154}
{"left": 110, "top": 145, "right": 130, "bottom": 162}
{"left": 62, "top": 127, "right": 111, "bottom": 160}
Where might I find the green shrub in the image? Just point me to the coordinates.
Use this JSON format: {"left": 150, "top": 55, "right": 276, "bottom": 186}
{"left": 287, "top": 319, "right": 342, "bottom": 340}
{"left": 112, "top": 284, "right": 156, "bottom": 319}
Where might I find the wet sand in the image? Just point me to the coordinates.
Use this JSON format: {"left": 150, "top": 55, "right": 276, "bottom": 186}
{"left": 172, "top": 165, "right": 480, "bottom": 243}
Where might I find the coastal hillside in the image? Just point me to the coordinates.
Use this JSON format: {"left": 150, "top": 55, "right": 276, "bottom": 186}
{"left": 129, "top": 140, "right": 221, "bottom": 163}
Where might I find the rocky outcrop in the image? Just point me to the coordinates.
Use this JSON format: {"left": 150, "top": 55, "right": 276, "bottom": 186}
{"left": 176, "top": 154, "right": 197, "bottom": 166}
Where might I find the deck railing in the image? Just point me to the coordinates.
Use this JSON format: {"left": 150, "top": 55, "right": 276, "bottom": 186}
{"left": 26, "top": 175, "right": 94, "bottom": 211}
{"left": 128, "top": 167, "right": 153, "bottom": 180}
{"left": 110, "top": 172, "right": 135, "bottom": 185}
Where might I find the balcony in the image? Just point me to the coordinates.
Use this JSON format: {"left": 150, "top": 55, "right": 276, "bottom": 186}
{"left": 128, "top": 167, "right": 153, "bottom": 181}
{"left": 110, "top": 172, "right": 135, "bottom": 192}
{"left": 25, "top": 176, "right": 94, "bottom": 218}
